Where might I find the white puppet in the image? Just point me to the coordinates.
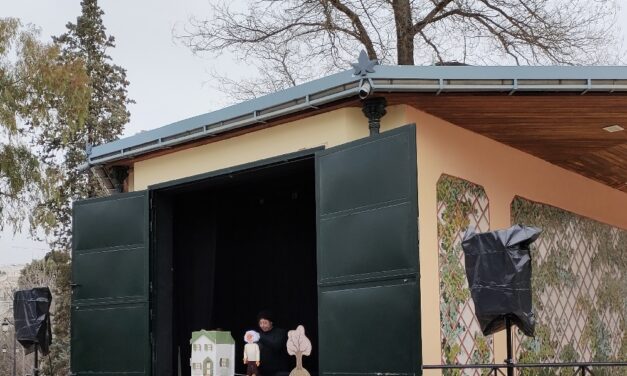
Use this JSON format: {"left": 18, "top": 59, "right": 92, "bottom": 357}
{"left": 243, "top": 330, "right": 261, "bottom": 376}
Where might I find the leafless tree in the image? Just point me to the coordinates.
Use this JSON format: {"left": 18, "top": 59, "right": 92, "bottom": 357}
{"left": 176, "top": 0, "right": 622, "bottom": 101}
{"left": 17, "top": 260, "right": 55, "bottom": 291}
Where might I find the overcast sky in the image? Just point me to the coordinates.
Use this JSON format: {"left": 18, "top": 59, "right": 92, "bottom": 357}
{"left": 1, "top": 0, "right": 224, "bottom": 265}
{"left": 1, "top": 1, "right": 627, "bottom": 265}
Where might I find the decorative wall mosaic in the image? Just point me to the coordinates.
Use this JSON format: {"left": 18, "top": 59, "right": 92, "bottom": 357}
{"left": 511, "top": 197, "right": 626, "bottom": 376}
{"left": 437, "top": 174, "right": 493, "bottom": 376}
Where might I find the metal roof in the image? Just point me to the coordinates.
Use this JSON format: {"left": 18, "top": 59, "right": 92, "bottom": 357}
{"left": 89, "top": 65, "right": 627, "bottom": 165}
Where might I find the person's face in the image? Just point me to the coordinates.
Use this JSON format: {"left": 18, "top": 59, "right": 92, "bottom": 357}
{"left": 245, "top": 333, "right": 253, "bottom": 343}
{"left": 258, "top": 318, "right": 273, "bottom": 332}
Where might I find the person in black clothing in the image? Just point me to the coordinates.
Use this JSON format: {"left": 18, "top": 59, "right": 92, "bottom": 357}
{"left": 257, "top": 310, "right": 290, "bottom": 376}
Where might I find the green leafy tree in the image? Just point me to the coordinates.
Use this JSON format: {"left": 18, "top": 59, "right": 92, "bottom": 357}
{"left": 26, "top": 2, "right": 132, "bottom": 374}
{"left": 1, "top": 17, "right": 90, "bottom": 376}
{"left": 1, "top": 18, "right": 89, "bottom": 233}
{"left": 44, "top": 0, "right": 132, "bottom": 252}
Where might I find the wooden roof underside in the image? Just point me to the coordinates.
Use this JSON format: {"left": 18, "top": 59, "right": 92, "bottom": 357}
{"left": 121, "top": 93, "right": 627, "bottom": 193}
{"left": 388, "top": 93, "right": 627, "bottom": 193}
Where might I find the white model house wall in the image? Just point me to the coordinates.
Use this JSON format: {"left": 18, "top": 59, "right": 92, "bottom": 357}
{"left": 190, "top": 335, "right": 215, "bottom": 375}
{"left": 216, "top": 343, "right": 235, "bottom": 376}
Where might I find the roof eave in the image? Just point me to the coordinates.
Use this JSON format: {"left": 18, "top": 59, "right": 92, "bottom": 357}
{"left": 89, "top": 65, "right": 627, "bottom": 166}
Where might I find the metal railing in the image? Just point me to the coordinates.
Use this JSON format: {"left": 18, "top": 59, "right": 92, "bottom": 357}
{"left": 424, "top": 318, "right": 625, "bottom": 375}
{"left": 423, "top": 361, "right": 627, "bottom": 375}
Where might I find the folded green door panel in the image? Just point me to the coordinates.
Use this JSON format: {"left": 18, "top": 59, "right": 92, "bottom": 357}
{"left": 71, "top": 191, "right": 150, "bottom": 375}
{"left": 316, "top": 125, "right": 421, "bottom": 376}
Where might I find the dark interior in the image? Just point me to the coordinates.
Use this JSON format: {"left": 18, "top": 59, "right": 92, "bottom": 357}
{"left": 152, "top": 157, "right": 318, "bottom": 376}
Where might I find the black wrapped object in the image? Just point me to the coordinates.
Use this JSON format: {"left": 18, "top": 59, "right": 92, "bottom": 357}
{"left": 461, "top": 225, "right": 541, "bottom": 337}
{"left": 13, "top": 287, "right": 53, "bottom": 355}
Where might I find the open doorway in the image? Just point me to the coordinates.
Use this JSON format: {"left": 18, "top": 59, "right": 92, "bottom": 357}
{"left": 152, "top": 156, "right": 318, "bottom": 376}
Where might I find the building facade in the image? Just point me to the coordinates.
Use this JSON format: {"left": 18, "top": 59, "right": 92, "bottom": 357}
{"left": 72, "top": 65, "right": 627, "bottom": 376}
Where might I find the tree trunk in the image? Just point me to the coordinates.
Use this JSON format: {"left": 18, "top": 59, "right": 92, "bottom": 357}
{"left": 289, "top": 352, "right": 310, "bottom": 376}
{"left": 392, "top": 0, "right": 414, "bottom": 65}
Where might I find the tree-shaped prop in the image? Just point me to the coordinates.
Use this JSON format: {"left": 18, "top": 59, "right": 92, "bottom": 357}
{"left": 286, "top": 325, "right": 312, "bottom": 376}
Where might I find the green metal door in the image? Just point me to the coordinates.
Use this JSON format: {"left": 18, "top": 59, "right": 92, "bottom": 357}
{"left": 316, "top": 124, "right": 421, "bottom": 376}
{"left": 71, "top": 191, "right": 150, "bottom": 375}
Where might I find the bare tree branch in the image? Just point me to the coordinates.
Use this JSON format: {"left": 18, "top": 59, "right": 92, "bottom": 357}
{"left": 419, "top": 31, "right": 444, "bottom": 63}
{"left": 413, "top": 0, "right": 455, "bottom": 35}
{"left": 176, "top": 0, "right": 623, "bottom": 100}
{"left": 324, "top": 0, "right": 378, "bottom": 59}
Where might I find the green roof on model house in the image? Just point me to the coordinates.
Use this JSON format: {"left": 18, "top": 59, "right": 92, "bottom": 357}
{"left": 190, "top": 330, "right": 235, "bottom": 345}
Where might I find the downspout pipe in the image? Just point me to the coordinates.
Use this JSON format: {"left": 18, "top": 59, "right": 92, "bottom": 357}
{"left": 361, "top": 97, "right": 388, "bottom": 136}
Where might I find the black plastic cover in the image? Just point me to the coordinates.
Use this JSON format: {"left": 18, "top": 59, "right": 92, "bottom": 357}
{"left": 13, "top": 287, "right": 53, "bottom": 355}
{"left": 461, "top": 225, "right": 541, "bottom": 337}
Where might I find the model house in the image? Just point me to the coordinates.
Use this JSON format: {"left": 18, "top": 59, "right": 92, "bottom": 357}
{"left": 189, "top": 330, "right": 235, "bottom": 376}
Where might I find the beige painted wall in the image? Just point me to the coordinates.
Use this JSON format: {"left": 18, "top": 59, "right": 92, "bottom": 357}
{"left": 409, "top": 106, "right": 627, "bottom": 372}
{"left": 133, "top": 105, "right": 407, "bottom": 190}
{"left": 131, "top": 102, "right": 627, "bottom": 371}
